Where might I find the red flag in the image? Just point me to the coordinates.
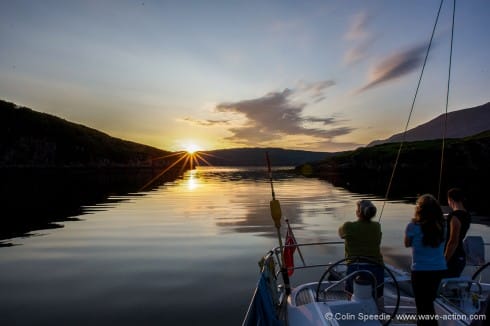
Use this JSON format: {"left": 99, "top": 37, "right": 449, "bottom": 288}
{"left": 283, "top": 228, "right": 297, "bottom": 276}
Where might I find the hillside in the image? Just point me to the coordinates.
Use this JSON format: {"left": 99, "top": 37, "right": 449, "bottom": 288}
{"left": 200, "top": 148, "right": 333, "bottom": 166}
{"left": 369, "top": 102, "right": 490, "bottom": 146}
{"left": 1, "top": 99, "right": 336, "bottom": 169}
{"left": 0, "top": 99, "right": 189, "bottom": 239}
{"left": 297, "top": 131, "right": 490, "bottom": 213}
{"left": 0, "top": 100, "right": 171, "bottom": 167}
{"left": 0, "top": 99, "right": 334, "bottom": 169}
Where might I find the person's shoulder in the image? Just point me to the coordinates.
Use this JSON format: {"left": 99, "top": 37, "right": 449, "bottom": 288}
{"left": 370, "top": 220, "right": 382, "bottom": 229}
{"left": 341, "top": 221, "right": 354, "bottom": 228}
{"left": 405, "top": 221, "right": 417, "bottom": 232}
{"left": 452, "top": 210, "right": 471, "bottom": 221}
{"left": 342, "top": 220, "right": 361, "bottom": 231}
{"left": 458, "top": 210, "right": 471, "bottom": 218}
{"left": 339, "top": 221, "right": 353, "bottom": 237}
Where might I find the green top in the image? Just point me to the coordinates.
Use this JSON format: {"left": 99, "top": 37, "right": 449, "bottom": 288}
{"left": 339, "top": 220, "right": 383, "bottom": 264}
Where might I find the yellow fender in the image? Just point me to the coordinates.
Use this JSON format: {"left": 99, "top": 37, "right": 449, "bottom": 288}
{"left": 270, "top": 199, "right": 282, "bottom": 228}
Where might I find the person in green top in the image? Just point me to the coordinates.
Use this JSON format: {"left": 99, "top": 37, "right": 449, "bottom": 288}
{"left": 339, "top": 199, "right": 384, "bottom": 299}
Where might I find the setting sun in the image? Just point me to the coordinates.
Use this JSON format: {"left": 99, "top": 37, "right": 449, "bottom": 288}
{"left": 184, "top": 143, "right": 201, "bottom": 154}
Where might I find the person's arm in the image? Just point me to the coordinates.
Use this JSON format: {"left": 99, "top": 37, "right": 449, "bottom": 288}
{"left": 338, "top": 224, "right": 346, "bottom": 239}
{"left": 404, "top": 235, "right": 412, "bottom": 247}
{"left": 404, "top": 223, "right": 413, "bottom": 247}
{"left": 445, "top": 217, "right": 461, "bottom": 261}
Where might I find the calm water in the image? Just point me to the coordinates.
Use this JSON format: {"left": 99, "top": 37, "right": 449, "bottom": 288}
{"left": 1, "top": 166, "right": 489, "bottom": 325}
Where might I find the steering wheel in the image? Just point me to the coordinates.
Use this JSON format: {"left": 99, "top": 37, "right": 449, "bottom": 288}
{"left": 315, "top": 256, "right": 400, "bottom": 326}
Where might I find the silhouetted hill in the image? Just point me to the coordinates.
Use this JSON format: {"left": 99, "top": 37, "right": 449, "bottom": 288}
{"left": 297, "top": 131, "right": 490, "bottom": 214}
{"left": 369, "top": 102, "right": 490, "bottom": 146}
{"left": 0, "top": 99, "right": 171, "bottom": 167}
{"left": 200, "top": 148, "right": 333, "bottom": 166}
{"left": 0, "top": 99, "right": 192, "bottom": 240}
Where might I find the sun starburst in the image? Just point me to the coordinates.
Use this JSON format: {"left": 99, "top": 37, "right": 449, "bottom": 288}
{"left": 138, "top": 146, "right": 218, "bottom": 191}
{"left": 184, "top": 143, "right": 200, "bottom": 154}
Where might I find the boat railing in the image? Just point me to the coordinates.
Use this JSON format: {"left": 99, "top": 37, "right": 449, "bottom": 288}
{"left": 438, "top": 277, "right": 487, "bottom": 316}
{"left": 246, "top": 241, "right": 424, "bottom": 325}
{"left": 321, "top": 269, "right": 378, "bottom": 297}
{"left": 263, "top": 240, "right": 345, "bottom": 278}
{"left": 243, "top": 241, "right": 347, "bottom": 326}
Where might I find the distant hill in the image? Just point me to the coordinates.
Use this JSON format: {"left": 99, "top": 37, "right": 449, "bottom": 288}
{"left": 199, "top": 148, "right": 333, "bottom": 166}
{"left": 0, "top": 99, "right": 171, "bottom": 167}
{"left": 368, "top": 102, "right": 490, "bottom": 146}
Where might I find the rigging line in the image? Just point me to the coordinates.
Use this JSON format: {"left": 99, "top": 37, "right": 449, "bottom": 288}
{"left": 438, "top": 0, "right": 456, "bottom": 202}
{"left": 378, "top": 0, "right": 445, "bottom": 222}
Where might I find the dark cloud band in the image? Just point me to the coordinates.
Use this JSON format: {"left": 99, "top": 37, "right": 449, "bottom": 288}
{"left": 357, "top": 44, "right": 428, "bottom": 92}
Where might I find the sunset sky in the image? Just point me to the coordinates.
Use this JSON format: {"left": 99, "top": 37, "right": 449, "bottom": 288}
{"left": 1, "top": 0, "right": 489, "bottom": 152}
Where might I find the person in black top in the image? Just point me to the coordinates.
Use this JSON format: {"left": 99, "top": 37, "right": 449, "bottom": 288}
{"left": 444, "top": 188, "right": 471, "bottom": 277}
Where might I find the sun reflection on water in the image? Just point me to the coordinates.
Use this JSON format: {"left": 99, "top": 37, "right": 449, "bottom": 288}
{"left": 186, "top": 170, "right": 199, "bottom": 190}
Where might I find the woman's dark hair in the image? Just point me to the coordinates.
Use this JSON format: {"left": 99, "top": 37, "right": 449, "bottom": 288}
{"left": 413, "top": 194, "right": 445, "bottom": 247}
{"left": 448, "top": 188, "right": 465, "bottom": 202}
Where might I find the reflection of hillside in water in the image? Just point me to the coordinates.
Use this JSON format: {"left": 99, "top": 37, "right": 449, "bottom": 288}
{"left": 215, "top": 194, "right": 304, "bottom": 238}
{"left": 200, "top": 167, "right": 355, "bottom": 240}
{"left": 192, "top": 167, "right": 299, "bottom": 237}
{"left": 194, "top": 166, "right": 297, "bottom": 182}
{"left": 7, "top": 165, "right": 481, "bottom": 247}
{"left": 0, "top": 168, "right": 182, "bottom": 242}
{"left": 321, "top": 171, "right": 488, "bottom": 216}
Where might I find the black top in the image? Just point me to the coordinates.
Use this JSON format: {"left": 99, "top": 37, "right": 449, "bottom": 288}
{"left": 446, "top": 210, "right": 471, "bottom": 259}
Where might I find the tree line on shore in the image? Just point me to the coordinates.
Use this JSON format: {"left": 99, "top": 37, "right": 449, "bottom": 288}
{"left": 296, "top": 131, "right": 490, "bottom": 214}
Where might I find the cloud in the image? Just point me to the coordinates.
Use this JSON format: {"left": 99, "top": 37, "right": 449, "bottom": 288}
{"left": 345, "top": 12, "right": 370, "bottom": 41}
{"left": 214, "top": 88, "right": 354, "bottom": 149}
{"left": 297, "top": 80, "right": 335, "bottom": 101}
{"left": 182, "top": 117, "right": 230, "bottom": 126}
{"left": 304, "top": 116, "right": 335, "bottom": 125}
{"left": 345, "top": 42, "right": 371, "bottom": 65}
{"left": 344, "top": 11, "right": 374, "bottom": 64}
{"left": 357, "top": 44, "right": 427, "bottom": 93}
